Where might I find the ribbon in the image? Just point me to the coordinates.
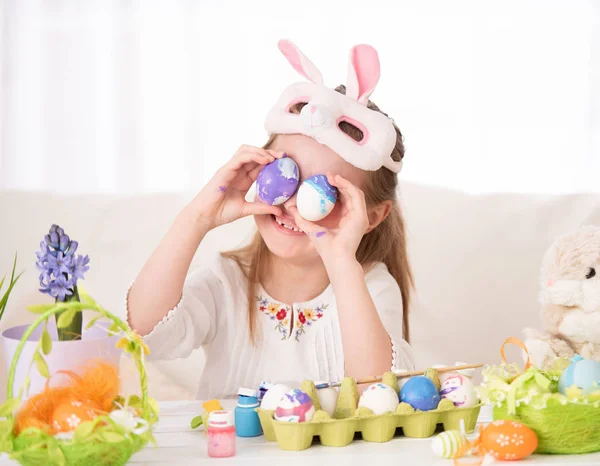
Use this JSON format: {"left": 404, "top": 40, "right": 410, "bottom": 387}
{"left": 500, "top": 337, "right": 532, "bottom": 373}
{"left": 453, "top": 425, "right": 486, "bottom": 466}
{"left": 499, "top": 337, "right": 554, "bottom": 414}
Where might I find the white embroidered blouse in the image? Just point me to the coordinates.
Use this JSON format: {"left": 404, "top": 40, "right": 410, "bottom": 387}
{"left": 126, "top": 253, "right": 414, "bottom": 399}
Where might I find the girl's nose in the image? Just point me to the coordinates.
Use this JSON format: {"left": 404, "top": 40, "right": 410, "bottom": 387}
{"left": 282, "top": 192, "right": 297, "bottom": 211}
{"left": 547, "top": 279, "right": 555, "bottom": 287}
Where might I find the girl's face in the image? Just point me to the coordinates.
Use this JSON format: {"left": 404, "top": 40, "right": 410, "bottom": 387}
{"left": 254, "top": 134, "right": 366, "bottom": 265}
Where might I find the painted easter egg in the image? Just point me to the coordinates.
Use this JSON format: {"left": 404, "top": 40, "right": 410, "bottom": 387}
{"left": 296, "top": 175, "right": 338, "bottom": 222}
{"left": 52, "top": 399, "right": 102, "bottom": 432}
{"left": 440, "top": 373, "right": 478, "bottom": 408}
{"left": 274, "top": 389, "right": 315, "bottom": 423}
{"left": 558, "top": 355, "right": 600, "bottom": 396}
{"left": 260, "top": 384, "right": 292, "bottom": 411}
{"left": 256, "top": 157, "right": 300, "bottom": 206}
{"left": 431, "top": 430, "right": 466, "bottom": 459}
{"left": 400, "top": 376, "right": 440, "bottom": 411}
{"left": 314, "top": 380, "right": 339, "bottom": 417}
{"left": 358, "top": 383, "right": 399, "bottom": 415}
{"left": 433, "top": 362, "right": 475, "bottom": 384}
{"left": 480, "top": 420, "right": 538, "bottom": 461}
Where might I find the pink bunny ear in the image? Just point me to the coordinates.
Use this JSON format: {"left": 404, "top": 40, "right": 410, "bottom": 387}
{"left": 278, "top": 39, "right": 323, "bottom": 84}
{"left": 346, "top": 44, "right": 381, "bottom": 105}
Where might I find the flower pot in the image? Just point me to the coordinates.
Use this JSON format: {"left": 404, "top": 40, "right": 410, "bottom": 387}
{"left": 1, "top": 319, "right": 120, "bottom": 399}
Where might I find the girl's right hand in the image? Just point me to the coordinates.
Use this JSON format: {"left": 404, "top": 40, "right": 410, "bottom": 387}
{"left": 190, "top": 145, "right": 284, "bottom": 229}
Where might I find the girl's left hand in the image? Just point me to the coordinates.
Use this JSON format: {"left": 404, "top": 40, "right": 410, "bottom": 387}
{"left": 290, "top": 174, "right": 369, "bottom": 263}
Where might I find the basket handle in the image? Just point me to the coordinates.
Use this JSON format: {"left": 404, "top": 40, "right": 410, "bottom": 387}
{"left": 5, "top": 302, "right": 149, "bottom": 420}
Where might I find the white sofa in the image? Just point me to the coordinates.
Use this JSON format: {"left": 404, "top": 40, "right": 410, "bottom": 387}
{"left": 1, "top": 183, "right": 599, "bottom": 401}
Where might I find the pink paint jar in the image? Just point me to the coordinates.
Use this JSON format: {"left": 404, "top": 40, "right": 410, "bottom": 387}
{"left": 207, "top": 410, "right": 236, "bottom": 458}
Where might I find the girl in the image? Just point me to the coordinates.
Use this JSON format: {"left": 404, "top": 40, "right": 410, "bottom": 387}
{"left": 126, "top": 41, "right": 415, "bottom": 399}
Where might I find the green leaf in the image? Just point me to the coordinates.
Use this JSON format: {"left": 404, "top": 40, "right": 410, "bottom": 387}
{"left": 126, "top": 341, "right": 138, "bottom": 353}
{"left": 57, "top": 308, "right": 77, "bottom": 329}
{"left": 0, "top": 264, "right": 23, "bottom": 320}
{"left": 125, "top": 395, "right": 142, "bottom": 409}
{"left": 148, "top": 397, "right": 160, "bottom": 416}
{"left": 0, "top": 398, "right": 20, "bottom": 417}
{"left": 190, "top": 415, "right": 204, "bottom": 429}
{"left": 108, "top": 321, "right": 120, "bottom": 335}
{"left": 27, "top": 304, "right": 56, "bottom": 314}
{"left": 85, "top": 316, "right": 101, "bottom": 330}
{"left": 17, "top": 376, "right": 31, "bottom": 400}
{"left": 73, "top": 421, "right": 96, "bottom": 442}
{"left": 147, "top": 432, "right": 158, "bottom": 447}
{"left": 41, "top": 328, "right": 52, "bottom": 355}
{"left": 10, "top": 253, "right": 17, "bottom": 285}
{"left": 102, "top": 431, "right": 126, "bottom": 443}
{"left": 34, "top": 352, "right": 49, "bottom": 378}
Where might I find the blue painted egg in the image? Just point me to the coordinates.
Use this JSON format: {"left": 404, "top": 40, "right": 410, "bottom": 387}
{"left": 558, "top": 355, "right": 600, "bottom": 395}
{"left": 400, "top": 376, "right": 441, "bottom": 411}
{"left": 256, "top": 157, "right": 300, "bottom": 206}
{"left": 296, "top": 175, "right": 338, "bottom": 222}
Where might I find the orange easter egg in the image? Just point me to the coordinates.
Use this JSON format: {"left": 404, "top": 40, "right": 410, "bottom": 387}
{"left": 481, "top": 420, "right": 538, "bottom": 461}
{"left": 52, "top": 399, "right": 102, "bottom": 433}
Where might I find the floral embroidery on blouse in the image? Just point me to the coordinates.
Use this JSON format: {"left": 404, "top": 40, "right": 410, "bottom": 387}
{"left": 293, "top": 304, "right": 327, "bottom": 342}
{"left": 257, "top": 296, "right": 327, "bottom": 342}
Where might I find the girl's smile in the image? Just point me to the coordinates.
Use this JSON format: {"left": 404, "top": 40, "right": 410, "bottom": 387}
{"left": 272, "top": 214, "right": 304, "bottom": 235}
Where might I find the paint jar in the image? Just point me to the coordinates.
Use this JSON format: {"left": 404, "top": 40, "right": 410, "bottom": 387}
{"left": 207, "top": 410, "right": 236, "bottom": 458}
{"left": 235, "top": 388, "right": 263, "bottom": 437}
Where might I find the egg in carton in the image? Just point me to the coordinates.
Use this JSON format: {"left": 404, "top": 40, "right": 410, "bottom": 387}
{"left": 256, "top": 371, "right": 482, "bottom": 451}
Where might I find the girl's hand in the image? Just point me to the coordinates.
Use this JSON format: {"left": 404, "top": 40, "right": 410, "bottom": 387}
{"left": 290, "top": 174, "right": 369, "bottom": 264}
{"left": 191, "top": 145, "right": 284, "bottom": 228}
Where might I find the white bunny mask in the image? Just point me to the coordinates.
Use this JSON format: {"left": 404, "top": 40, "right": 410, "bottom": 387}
{"left": 264, "top": 40, "right": 402, "bottom": 173}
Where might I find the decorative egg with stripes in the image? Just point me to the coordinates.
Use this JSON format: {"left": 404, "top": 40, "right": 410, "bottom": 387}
{"left": 431, "top": 430, "right": 466, "bottom": 459}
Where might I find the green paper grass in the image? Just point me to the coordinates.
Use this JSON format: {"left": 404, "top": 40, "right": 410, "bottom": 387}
{"left": 257, "top": 375, "right": 481, "bottom": 451}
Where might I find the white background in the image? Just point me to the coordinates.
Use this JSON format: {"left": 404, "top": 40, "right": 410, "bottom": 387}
{"left": 1, "top": 0, "right": 599, "bottom": 195}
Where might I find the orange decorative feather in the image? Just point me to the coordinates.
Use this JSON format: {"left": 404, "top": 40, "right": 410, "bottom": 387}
{"left": 14, "top": 359, "right": 120, "bottom": 435}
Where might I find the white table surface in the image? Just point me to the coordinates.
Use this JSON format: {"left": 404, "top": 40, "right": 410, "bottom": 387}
{"left": 3, "top": 401, "right": 600, "bottom": 465}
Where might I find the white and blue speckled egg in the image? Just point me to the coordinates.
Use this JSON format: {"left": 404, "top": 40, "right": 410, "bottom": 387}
{"left": 296, "top": 175, "right": 338, "bottom": 222}
{"left": 358, "top": 383, "right": 399, "bottom": 415}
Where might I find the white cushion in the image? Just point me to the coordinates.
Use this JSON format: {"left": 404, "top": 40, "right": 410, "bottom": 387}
{"left": 1, "top": 184, "right": 598, "bottom": 400}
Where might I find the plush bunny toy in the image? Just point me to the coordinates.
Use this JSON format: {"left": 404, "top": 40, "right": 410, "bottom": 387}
{"left": 524, "top": 226, "right": 600, "bottom": 369}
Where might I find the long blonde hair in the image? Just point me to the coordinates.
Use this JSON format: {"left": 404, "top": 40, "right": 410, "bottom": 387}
{"left": 222, "top": 85, "right": 413, "bottom": 344}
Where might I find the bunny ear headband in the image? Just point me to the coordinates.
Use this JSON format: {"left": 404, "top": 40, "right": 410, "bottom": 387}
{"left": 264, "top": 40, "right": 402, "bottom": 173}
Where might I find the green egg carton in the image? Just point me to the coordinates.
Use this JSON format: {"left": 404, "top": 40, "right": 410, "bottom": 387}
{"left": 257, "top": 372, "right": 481, "bottom": 451}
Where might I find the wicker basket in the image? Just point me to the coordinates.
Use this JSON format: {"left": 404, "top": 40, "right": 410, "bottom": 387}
{"left": 0, "top": 301, "right": 158, "bottom": 466}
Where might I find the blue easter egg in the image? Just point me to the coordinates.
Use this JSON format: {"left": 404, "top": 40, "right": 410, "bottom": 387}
{"left": 296, "top": 175, "right": 338, "bottom": 222}
{"left": 558, "top": 355, "right": 600, "bottom": 395}
{"left": 400, "top": 376, "right": 441, "bottom": 411}
{"left": 256, "top": 157, "right": 300, "bottom": 206}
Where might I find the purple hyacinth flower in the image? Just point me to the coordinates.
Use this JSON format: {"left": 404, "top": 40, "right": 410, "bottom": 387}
{"left": 65, "top": 240, "right": 78, "bottom": 257}
{"left": 46, "top": 251, "right": 72, "bottom": 276}
{"left": 46, "top": 231, "right": 60, "bottom": 249}
{"left": 42, "top": 275, "right": 73, "bottom": 301}
{"left": 70, "top": 255, "right": 90, "bottom": 282}
{"left": 59, "top": 233, "right": 70, "bottom": 252}
{"left": 36, "top": 241, "right": 51, "bottom": 260}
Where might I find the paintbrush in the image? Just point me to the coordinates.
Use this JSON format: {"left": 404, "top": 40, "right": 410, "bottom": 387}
{"left": 314, "top": 363, "right": 484, "bottom": 389}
